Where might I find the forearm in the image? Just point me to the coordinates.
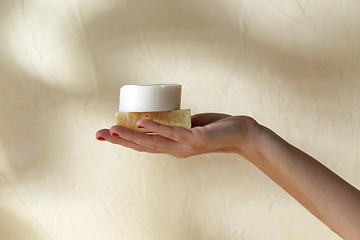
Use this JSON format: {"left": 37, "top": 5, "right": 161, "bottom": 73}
{"left": 241, "top": 125, "right": 360, "bottom": 239}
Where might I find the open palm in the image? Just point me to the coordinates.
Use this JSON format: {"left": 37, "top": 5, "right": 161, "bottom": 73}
{"left": 96, "top": 113, "right": 260, "bottom": 158}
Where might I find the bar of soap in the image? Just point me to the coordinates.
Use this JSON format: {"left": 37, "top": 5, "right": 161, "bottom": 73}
{"left": 119, "top": 84, "right": 181, "bottom": 112}
{"left": 116, "top": 109, "right": 191, "bottom": 133}
{"left": 116, "top": 84, "right": 191, "bottom": 132}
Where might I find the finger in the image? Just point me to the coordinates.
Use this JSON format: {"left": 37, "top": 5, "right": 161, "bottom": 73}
{"left": 96, "top": 129, "right": 169, "bottom": 154}
{"left": 110, "top": 125, "right": 184, "bottom": 151}
{"left": 96, "top": 128, "right": 149, "bottom": 152}
{"left": 135, "top": 119, "right": 194, "bottom": 143}
{"left": 96, "top": 129, "right": 110, "bottom": 141}
{"left": 107, "top": 136, "right": 147, "bottom": 152}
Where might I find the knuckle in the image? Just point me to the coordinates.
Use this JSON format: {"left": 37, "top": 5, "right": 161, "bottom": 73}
{"left": 160, "top": 125, "right": 176, "bottom": 139}
{"left": 183, "top": 146, "right": 197, "bottom": 156}
{"left": 145, "top": 141, "right": 156, "bottom": 150}
{"left": 143, "top": 146, "right": 157, "bottom": 153}
{"left": 190, "top": 139, "right": 206, "bottom": 150}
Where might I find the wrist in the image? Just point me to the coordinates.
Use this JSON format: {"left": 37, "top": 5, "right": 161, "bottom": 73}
{"left": 232, "top": 116, "right": 265, "bottom": 159}
{"left": 238, "top": 123, "right": 287, "bottom": 166}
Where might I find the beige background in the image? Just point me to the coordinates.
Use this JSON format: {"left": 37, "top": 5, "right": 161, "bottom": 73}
{"left": 1, "top": 0, "right": 359, "bottom": 239}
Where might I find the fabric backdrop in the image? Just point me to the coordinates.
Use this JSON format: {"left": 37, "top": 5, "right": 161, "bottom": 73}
{"left": 1, "top": 0, "right": 359, "bottom": 239}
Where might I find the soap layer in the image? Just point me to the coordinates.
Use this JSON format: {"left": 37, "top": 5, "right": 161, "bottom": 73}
{"left": 119, "top": 84, "right": 181, "bottom": 112}
{"left": 116, "top": 109, "right": 191, "bottom": 132}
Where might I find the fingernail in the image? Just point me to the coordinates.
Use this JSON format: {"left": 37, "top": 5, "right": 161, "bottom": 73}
{"left": 137, "top": 125, "right": 144, "bottom": 128}
{"left": 97, "top": 137, "right": 105, "bottom": 141}
{"left": 111, "top": 133, "right": 119, "bottom": 137}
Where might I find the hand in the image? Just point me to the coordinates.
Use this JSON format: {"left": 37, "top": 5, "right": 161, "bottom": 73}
{"left": 95, "top": 113, "right": 261, "bottom": 158}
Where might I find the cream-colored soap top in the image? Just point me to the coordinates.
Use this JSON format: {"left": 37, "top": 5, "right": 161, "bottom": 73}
{"left": 119, "top": 84, "right": 182, "bottom": 112}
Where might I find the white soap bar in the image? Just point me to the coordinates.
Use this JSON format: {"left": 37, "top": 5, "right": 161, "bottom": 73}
{"left": 119, "top": 84, "right": 182, "bottom": 112}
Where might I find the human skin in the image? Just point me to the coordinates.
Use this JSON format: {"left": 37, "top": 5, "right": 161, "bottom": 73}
{"left": 96, "top": 113, "right": 360, "bottom": 239}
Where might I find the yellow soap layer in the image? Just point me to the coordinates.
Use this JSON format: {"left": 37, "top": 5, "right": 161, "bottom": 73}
{"left": 116, "top": 109, "right": 191, "bottom": 133}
